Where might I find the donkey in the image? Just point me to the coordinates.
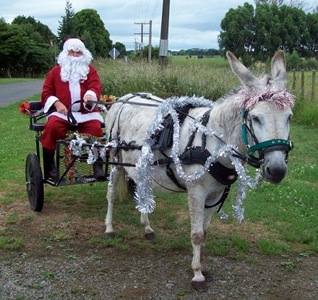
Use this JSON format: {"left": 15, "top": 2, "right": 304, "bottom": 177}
{"left": 104, "top": 50, "right": 294, "bottom": 291}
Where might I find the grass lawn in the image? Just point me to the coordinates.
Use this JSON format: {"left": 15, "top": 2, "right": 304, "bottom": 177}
{"left": 0, "top": 95, "right": 317, "bottom": 257}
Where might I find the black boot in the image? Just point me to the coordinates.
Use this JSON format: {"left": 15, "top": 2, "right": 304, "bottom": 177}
{"left": 93, "top": 158, "right": 106, "bottom": 181}
{"left": 43, "top": 148, "right": 56, "bottom": 179}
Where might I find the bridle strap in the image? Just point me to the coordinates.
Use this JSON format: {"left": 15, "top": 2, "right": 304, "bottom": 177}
{"left": 241, "top": 108, "right": 293, "bottom": 168}
{"left": 248, "top": 139, "right": 293, "bottom": 155}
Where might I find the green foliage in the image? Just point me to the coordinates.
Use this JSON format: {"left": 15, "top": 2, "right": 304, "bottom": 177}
{"left": 12, "top": 15, "right": 56, "bottom": 45}
{"left": 57, "top": 0, "right": 76, "bottom": 47}
{"left": 219, "top": 2, "right": 318, "bottom": 63}
{"left": 285, "top": 50, "right": 302, "bottom": 70}
{"left": 306, "top": 12, "right": 318, "bottom": 56}
{"left": 81, "top": 30, "right": 96, "bottom": 57}
{"left": 0, "top": 16, "right": 56, "bottom": 77}
{"left": 95, "top": 56, "right": 318, "bottom": 126}
{"left": 95, "top": 57, "right": 237, "bottom": 100}
{"left": 219, "top": 3, "right": 255, "bottom": 65}
{"left": 0, "top": 23, "right": 30, "bottom": 75}
{"left": 293, "top": 103, "right": 318, "bottom": 126}
{"left": 72, "top": 9, "right": 112, "bottom": 58}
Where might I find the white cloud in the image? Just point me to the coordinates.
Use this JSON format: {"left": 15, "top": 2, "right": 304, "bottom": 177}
{"left": 1, "top": 0, "right": 316, "bottom": 50}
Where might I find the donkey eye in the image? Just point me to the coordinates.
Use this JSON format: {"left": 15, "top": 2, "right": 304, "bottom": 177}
{"left": 251, "top": 116, "right": 260, "bottom": 124}
{"left": 288, "top": 114, "right": 292, "bottom": 122}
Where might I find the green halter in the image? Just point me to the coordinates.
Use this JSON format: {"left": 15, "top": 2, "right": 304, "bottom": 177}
{"left": 241, "top": 108, "right": 294, "bottom": 167}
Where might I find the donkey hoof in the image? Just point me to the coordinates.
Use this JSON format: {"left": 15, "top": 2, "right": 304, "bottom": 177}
{"left": 191, "top": 280, "right": 207, "bottom": 292}
{"left": 202, "top": 271, "right": 213, "bottom": 282}
{"left": 106, "top": 232, "right": 115, "bottom": 240}
{"left": 144, "top": 232, "right": 155, "bottom": 240}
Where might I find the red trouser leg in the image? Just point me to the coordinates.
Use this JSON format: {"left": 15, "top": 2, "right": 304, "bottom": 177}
{"left": 77, "top": 119, "right": 104, "bottom": 137}
{"left": 41, "top": 116, "right": 103, "bottom": 150}
{"left": 41, "top": 116, "right": 71, "bottom": 150}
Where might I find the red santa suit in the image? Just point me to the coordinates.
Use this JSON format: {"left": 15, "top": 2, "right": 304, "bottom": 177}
{"left": 41, "top": 39, "right": 104, "bottom": 151}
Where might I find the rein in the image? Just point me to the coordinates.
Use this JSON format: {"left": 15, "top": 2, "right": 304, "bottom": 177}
{"left": 68, "top": 97, "right": 293, "bottom": 172}
{"left": 67, "top": 94, "right": 162, "bottom": 125}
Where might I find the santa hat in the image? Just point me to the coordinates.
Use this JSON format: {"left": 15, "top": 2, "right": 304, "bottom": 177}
{"left": 63, "top": 38, "right": 86, "bottom": 52}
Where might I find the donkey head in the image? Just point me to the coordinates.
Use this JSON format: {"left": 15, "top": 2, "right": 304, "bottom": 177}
{"left": 226, "top": 51, "right": 294, "bottom": 184}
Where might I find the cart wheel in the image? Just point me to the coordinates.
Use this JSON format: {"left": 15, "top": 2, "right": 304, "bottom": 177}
{"left": 25, "top": 153, "right": 44, "bottom": 212}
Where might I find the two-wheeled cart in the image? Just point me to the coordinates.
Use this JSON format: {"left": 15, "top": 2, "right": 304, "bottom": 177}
{"left": 25, "top": 101, "right": 109, "bottom": 212}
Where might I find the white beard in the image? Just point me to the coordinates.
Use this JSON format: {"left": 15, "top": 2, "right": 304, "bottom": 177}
{"left": 58, "top": 53, "right": 91, "bottom": 83}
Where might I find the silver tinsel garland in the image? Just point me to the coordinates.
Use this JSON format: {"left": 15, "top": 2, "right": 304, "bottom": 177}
{"left": 68, "top": 133, "right": 86, "bottom": 157}
{"left": 68, "top": 96, "right": 263, "bottom": 222}
{"left": 68, "top": 132, "right": 111, "bottom": 164}
{"left": 135, "top": 96, "right": 263, "bottom": 221}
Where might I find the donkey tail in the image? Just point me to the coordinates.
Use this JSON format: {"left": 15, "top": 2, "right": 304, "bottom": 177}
{"left": 115, "top": 167, "right": 135, "bottom": 202}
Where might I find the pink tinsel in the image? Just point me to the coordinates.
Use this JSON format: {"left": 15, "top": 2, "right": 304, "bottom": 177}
{"left": 239, "top": 88, "right": 295, "bottom": 111}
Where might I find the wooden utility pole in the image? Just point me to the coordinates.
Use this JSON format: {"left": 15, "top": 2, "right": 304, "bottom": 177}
{"left": 159, "top": 0, "right": 170, "bottom": 66}
{"left": 148, "top": 20, "right": 152, "bottom": 62}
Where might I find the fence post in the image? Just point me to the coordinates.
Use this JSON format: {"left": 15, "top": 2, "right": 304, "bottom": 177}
{"left": 292, "top": 70, "right": 296, "bottom": 91}
{"left": 301, "top": 70, "right": 305, "bottom": 99}
{"left": 312, "top": 70, "right": 316, "bottom": 102}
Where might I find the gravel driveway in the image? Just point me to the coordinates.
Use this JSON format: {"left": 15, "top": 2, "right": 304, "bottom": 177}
{"left": 0, "top": 80, "right": 44, "bottom": 107}
{"left": 1, "top": 200, "right": 318, "bottom": 300}
{"left": 1, "top": 247, "right": 318, "bottom": 300}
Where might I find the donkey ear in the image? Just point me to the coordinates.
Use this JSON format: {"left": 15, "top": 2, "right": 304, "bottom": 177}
{"left": 271, "top": 50, "right": 286, "bottom": 89}
{"left": 226, "top": 51, "right": 259, "bottom": 89}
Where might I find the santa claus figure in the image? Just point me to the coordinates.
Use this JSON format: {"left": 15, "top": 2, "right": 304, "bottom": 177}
{"left": 41, "top": 38, "right": 105, "bottom": 180}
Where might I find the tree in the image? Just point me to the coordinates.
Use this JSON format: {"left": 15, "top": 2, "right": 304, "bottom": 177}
{"left": 12, "top": 15, "right": 56, "bottom": 44}
{"left": 253, "top": 3, "right": 282, "bottom": 60}
{"left": 11, "top": 16, "right": 57, "bottom": 74}
{"left": 279, "top": 5, "right": 310, "bottom": 56}
{"left": 0, "top": 23, "right": 30, "bottom": 77}
{"left": 219, "top": 2, "right": 316, "bottom": 62}
{"left": 57, "top": 0, "right": 76, "bottom": 48}
{"left": 218, "top": 3, "right": 255, "bottom": 65}
{"left": 306, "top": 12, "right": 318, "bottom": 56}
{"left": 81, "top": 30, "right": 96, "bottom": 57}
{"left": 255, "top": 0, "right": 311, "bottom": 10}
{"left": 23, "top": 41, "right": 55, "bottom": 75}
{"left": 72, "top": 9, "right": 112, "bottom": 58}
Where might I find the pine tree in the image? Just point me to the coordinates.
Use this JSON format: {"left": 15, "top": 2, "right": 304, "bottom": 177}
{"left": 57, "top": 0, "right": 76, "bottom": 48}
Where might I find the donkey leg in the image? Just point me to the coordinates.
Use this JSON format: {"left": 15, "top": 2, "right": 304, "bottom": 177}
{"left": 200, "top": 207, "right": 214, "bottom": 282}
{"left": 140, "top": 213, "right": 155, "bottom": 240}
{"left": 191, "top": 229, "right": 207, "bottom": 292}
{"left": 105, "top": 166, "right": 120, "bottom": 239}
{"left": 189, "top": 197, "right": 207, "bottom": 291}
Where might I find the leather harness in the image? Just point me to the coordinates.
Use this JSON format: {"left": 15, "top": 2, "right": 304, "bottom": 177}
{"left": 110, "top": 94, "right": 238, "bottom": 211}
{"left": 152, "top": 105, "right": 238, "bottom": 211}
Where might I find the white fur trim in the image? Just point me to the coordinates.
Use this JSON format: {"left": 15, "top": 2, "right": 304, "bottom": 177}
{"left": 44, "top": 96, "right": 59, "bottom": 113}
{"left": 83, "top": 90, "right": 97, "bottom": 111}
{"left": 68, "top": 79, "right": 81, "bottom": 111}
{"left": 63, "top": 38, "right": 85, "bottom": 52}
{"left": 85, "top": 90, "right": 97, "bottom": 101}
{"left": 48, "top": 111, "right": 104, "bottom": 123}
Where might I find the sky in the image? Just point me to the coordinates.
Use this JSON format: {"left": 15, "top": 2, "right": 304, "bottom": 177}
{"left": 0, "top": 0, "right": 317, "bottom": 51}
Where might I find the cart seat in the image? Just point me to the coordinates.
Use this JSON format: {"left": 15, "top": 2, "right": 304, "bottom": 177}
{"left": 29, "top": 101, "right": 46, "bottom": 132}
